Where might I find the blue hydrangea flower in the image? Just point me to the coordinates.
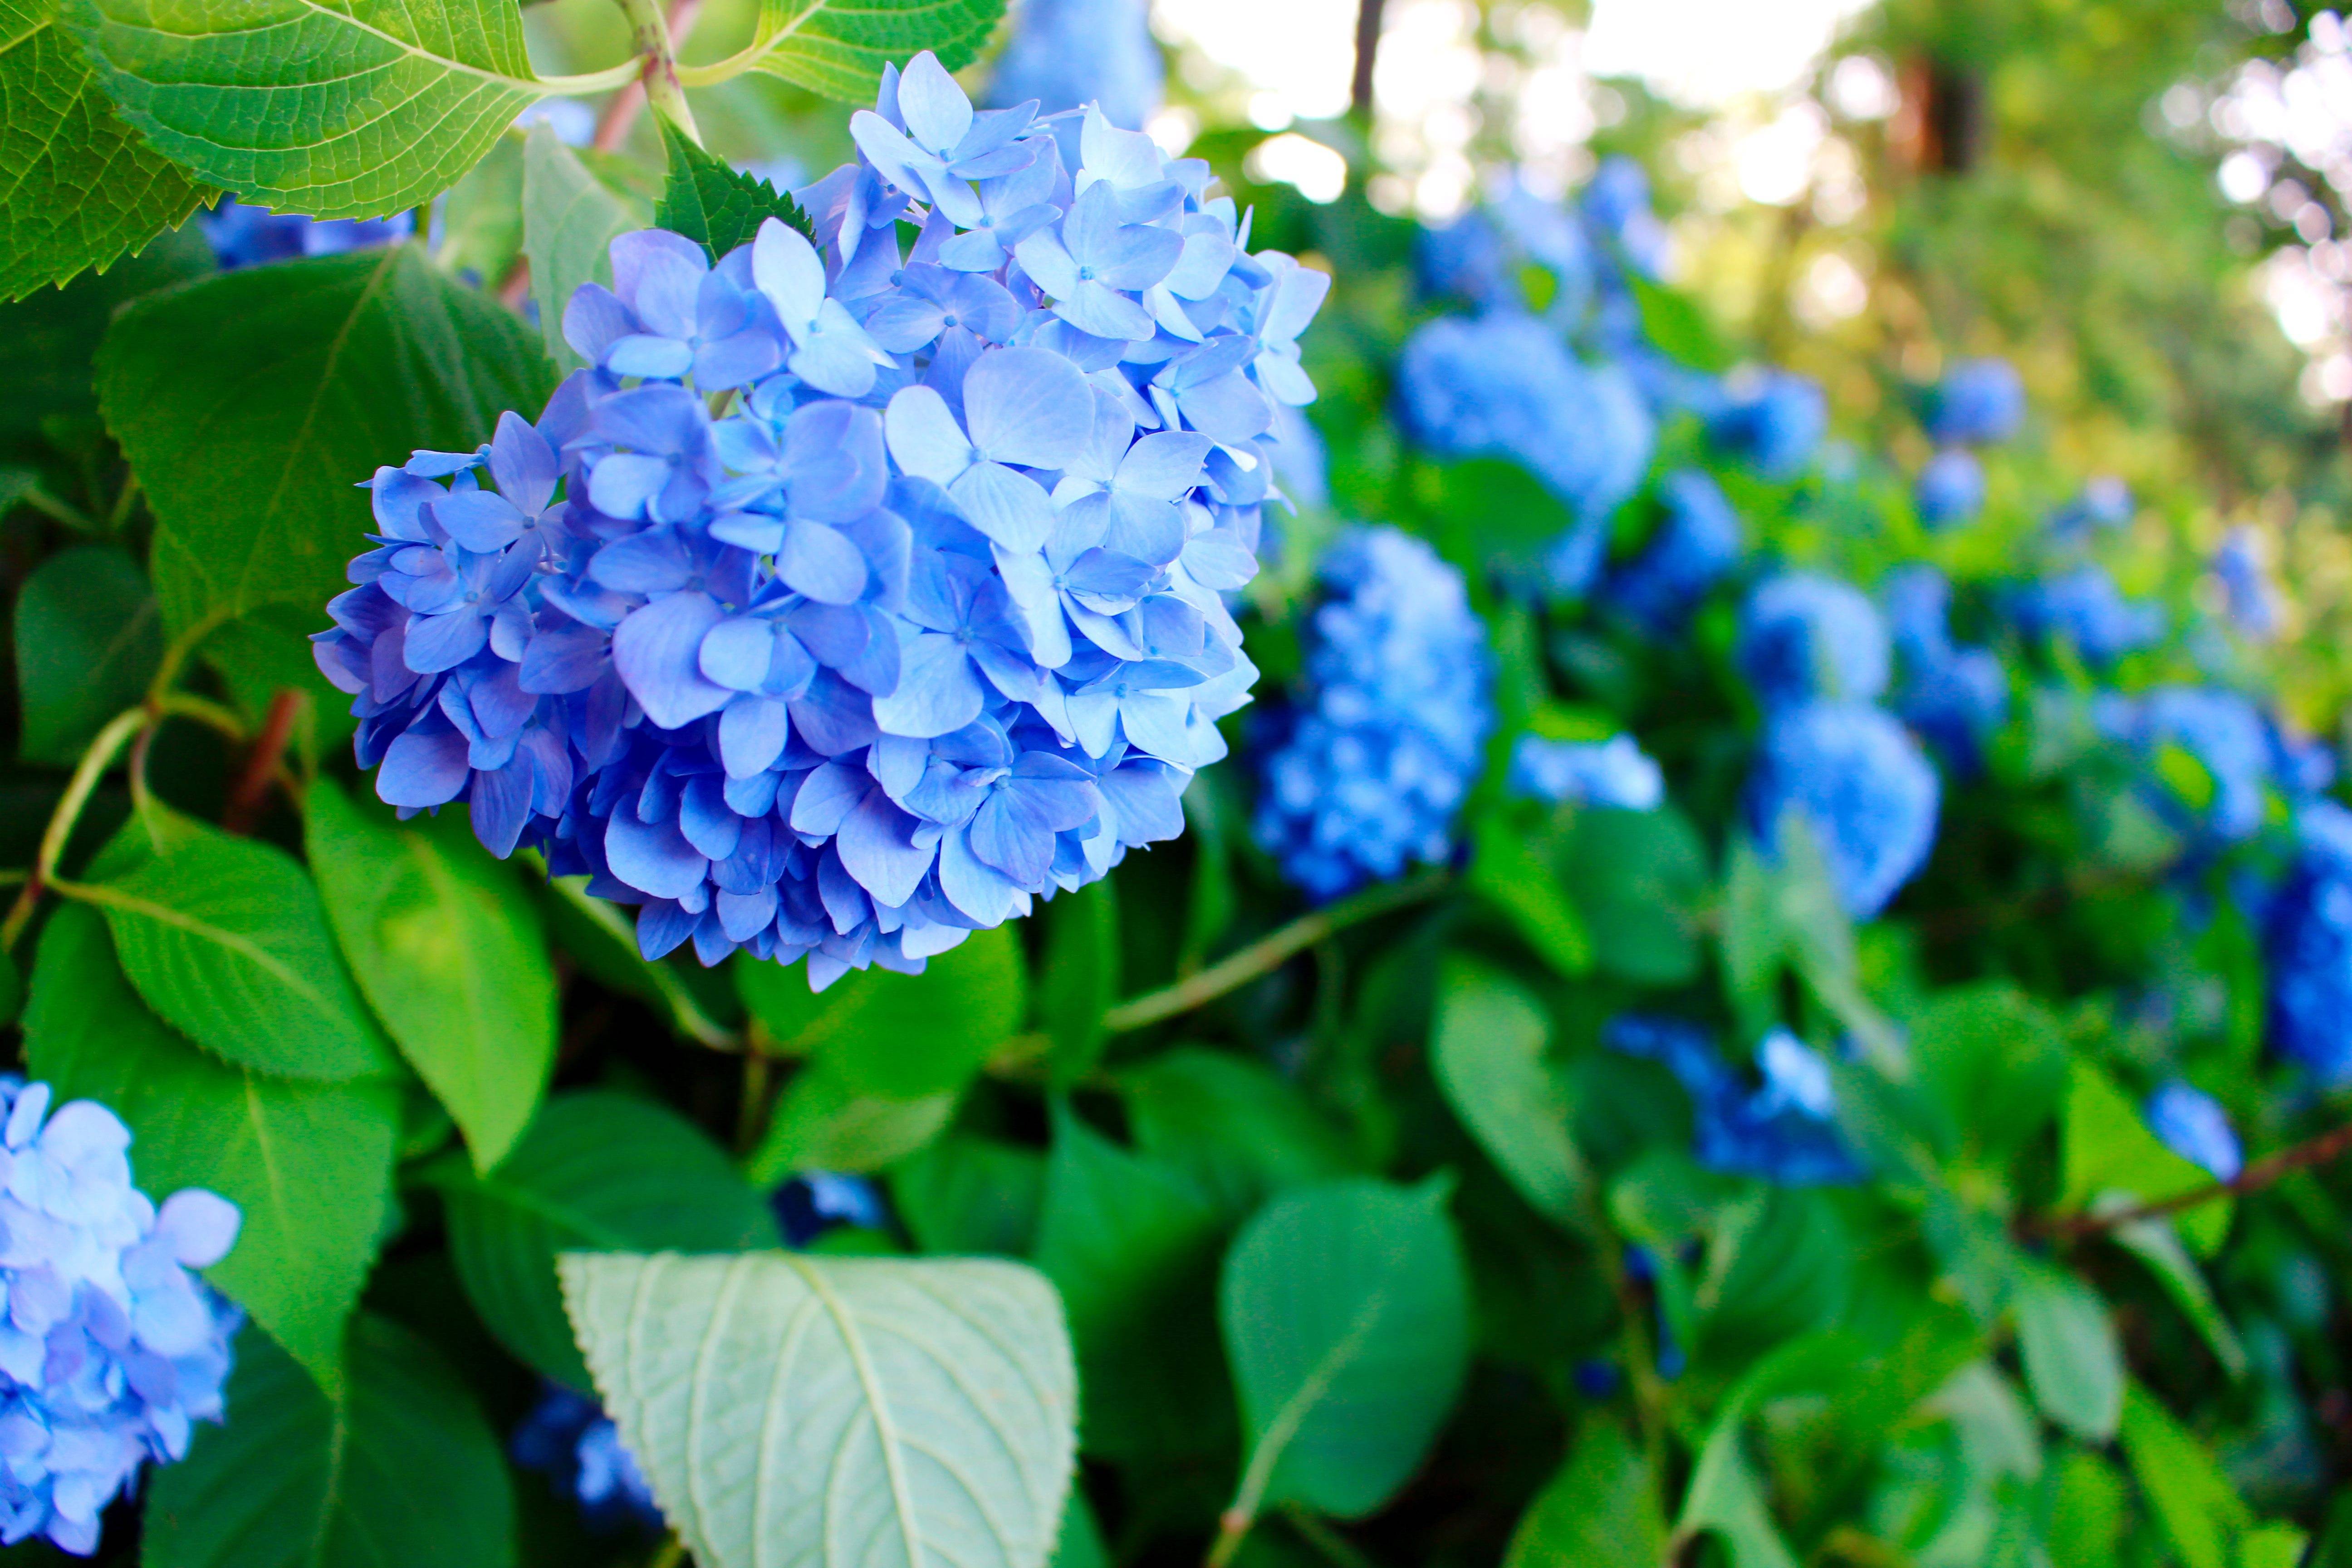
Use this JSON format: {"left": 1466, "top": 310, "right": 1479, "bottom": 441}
{"left": 2214, "top": 527, "right": 2281, "bottom": 639}
{"left": 1602, "top": 469, "right": 1740, "bottom": 633}
{"left": 1914, "top": 448, "right": 1984, "bottom": 529}
{"left": 1747, "top": 700, "right": 1940, "bottom": 919}
{"left": 2270, "top": 719, "right": 2337, "bottom": 801}
{"left": 987, "top": 0, "right": 1163, "bottom": 145}
{"left": 2047, "top": 476, "right": 2133, "bottom": 541}
{"left": 1417, "top": 183, "right": 1596, "bottom": 320}
{"left": 1254, "top": 527, "right": 1494, "bottom": 899}
{"left": 2006, "top": 564, "right": 2163, "bottom": 666}
{"left": 1737, "top": 573, "right": 1891, "bottom": 710}
{"left": 1925, "top": 358, "right": 2025, "bottom": 446}
{"left": 514, "top": 1385, "right": 662, "bottom": 1530}
{"left": 0, "top": 1081, "right": 241, "bottom": 1556}
{"left": 317, "top": 57, "right": 1321, "bottom": 989}
{"left": 1605, "top": 1017, "right": 1862, "bottom": 1185}
{"left": 1581, "top": 156, "right": 1672, "bottom": 280}
{"left": 772, "top": 1170, "right": 890, "bottom": 1246}
{"left": 2266, "top": 802, "right": 2352, "bottom": 1085}
{"left": 2145, "top": 1081, "right": 2242, "bottom": 1182}
{"left": 2097, "top": 686, "right": 2272, "bottom": 843}
{"left": 1509, "top": 733, "right": 1663, "bottom": 810}
{"left": 201, "top": 198, "right": 412, "bottom": 270}
{"left": 1883, "top": 566, "right": 2007, "bottom": 772}
{"left": 1708, "top": 370, "right": 1824, "bottom": 480}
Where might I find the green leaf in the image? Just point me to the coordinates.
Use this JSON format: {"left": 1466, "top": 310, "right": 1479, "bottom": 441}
{"left": 12, "top": 542, "right": 158, "bottom": 764}
{"left": 1694, "top": 1187, "right": 1852, "bottom": 1364}
{"left": 305, "top": 780, "right": 555, "bottom": 1170}
{"left": 2062, "top": 1060, "right": 2229, "bottom": 1254}
{"left": 0, "top": 219, "right": 210, "bottom": 439}
{"left": 24, "top": 906, "right": 398, "bottom": 1393}
{"left": 1429, "top": 956, "right": 1586, "bottom": 1229}
{"left": 98, "top": 246, "right": 553, "bottom": 639}
{"left": 2117, "top": 1383, "right": 2251, "bottom": 1568}
{"left": 427, "top": 1090, "right": 778, "bottom": 1389}
{"left": 1910, "top": 982, "right": 2068, "bottom": 1163}
{"left": 67, "top": 0, "right": 547, "bottom": 218}
{"left": 1467, "top": 813, "right": 1590, "bottom": 978}
{"left": 748, "top": 1063, "right": 958, "bottom": 1180}
{"left": 739, "top": 0, "right": 1003, "bottom": 101}
{"left": 1562, "top": 804, "right": 1706, "bottom": 985}
{"left": 561, "top": 1250, "right": 1077, "bottom": 1568}
{"left": 1051, "top": 1493, "right": 1109, "bottom": 1568}
{"left": 0, "top": 0, "right": 206, "bottom": 300}
{"left": 1219, "top": 1176, "right": 1471, "bottom": 1519}
{"left": 890, "top": 1132, "right": 1045, "bottom": 1255}
{"left": 737, "top": 924, "right": 1027, "bottom": 1098}
{"left": 1118, "top": 1046, "right": 1359, "bottom": 1222}
{"left": 91, "top": 815, "right": 396, "bottom": 1081}
{"left": 1416, "top": 456, "right": 1576, "bottom": 580}
{"left": 1504, "top": 1422, "right": 1664, "bottom": 1568}
{"left": 522, "top": 125, "right": 637, "bottom": 372}
{"left": 1675, "top": 1338, "right": 1854, "bottom": 1568}
{"left": 1627, "top": 272, "right": 1732, "bottom": 372}
{"left": 2106, "top": 1207, "right": 2247, "bottom": 1378}
{"left": 143, "top": 1315, "right": 517, "bottom": 1568}
{"left": 2048, "top": 1447, "right": 2130, "bottom": 1565}
{"left": 1032, "top": 1103, "right": 1231, "bottom": 1461}
{"left": 1037, "top": 877, "right": 1119, "bottom": 1085}
{"left": 655, "top": 117, "right": 813, "bottom": 262}
{"left": 432, "top": 130, "right": 524, "bottom": 289}
{"left": 2013, "top": 1260, "right": 2123, "bottom": 1441}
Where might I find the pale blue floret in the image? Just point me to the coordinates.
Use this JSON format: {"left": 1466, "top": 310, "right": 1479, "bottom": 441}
{"left": 316, "top": 56, "right": 1320, "bottom": 988}
{"left": 1508, "top": 734, "right": 1663, "bottom": 810}
{"left": 2145, "top": 1081, "right": 2242, "bottom": 1182}
{"left": 1254, "top": 528, "right": 1494, "bottom": 900}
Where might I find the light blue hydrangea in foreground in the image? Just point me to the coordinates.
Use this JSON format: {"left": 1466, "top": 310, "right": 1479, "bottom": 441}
{"left": 1747, "top": 700, "right": 1940, "bottom": 919}
{"left": 1255, "top": 528, "right": 1493, "bottom": 899}
{"left": 2146, "top": 1081, "right": 2242, "bottom": 1182}
{"left": 316, "top": 55, "right": 1325, "bottom": 986}
{"left": 0, "top": 1081, "right": 240, "bottom": 1555}
{"left": 1737, "top": 573, "right": 1891, "bottom": 710}
{"left": 1605, "top": 1017, "right": 1861, "bottom": 1186}
{"left": 1509, "top": 734, "right": 1662, "bottom": 810}
{"left": 2264, "top": 801, "right": 2352, "bottom": 1085}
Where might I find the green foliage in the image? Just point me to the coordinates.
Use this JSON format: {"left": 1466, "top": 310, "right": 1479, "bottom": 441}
{"left": 737, "top": 0, "right": 1004, "bottom": 100}
{"left": 1430, "top": 956, "right": 1587, "bottom": 1229}
{"left": 11, "top": 542, "right": 157, "bottom": 763}
{"left": 2013, "top": 1260, "right": 2124, "bottom": 1441}
{"left": 1037, "top": 877, "right": 1119, "bottom": 1084}
{"left": 1502, "top": 1423, "right": 1664, "bottom": 1568}
{"left": 521, "top": 126, "right": 639, "bottom": 373}
{"left": 1119, "top": 1047, "right": 1361, "bottom": 1221}
{"left": 143, "top": 1317, "right": 517, "bottom": 1568}
{"left": 98, "top": 246, "right": 552, "bottom": 639}
{"left": 656, "top": 117, "right": 813, "bottom": 261}
{"left": 561, "top": 1250, "right": 1076, "bottom": 1568}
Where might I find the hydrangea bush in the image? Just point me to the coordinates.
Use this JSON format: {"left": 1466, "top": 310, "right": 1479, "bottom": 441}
{"left": 5, "top": 3, "right": 2352, "bottom": 1565}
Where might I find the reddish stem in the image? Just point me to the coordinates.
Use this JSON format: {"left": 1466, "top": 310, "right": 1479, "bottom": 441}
{"left": 593, "top": 0, "right": 706, "bottom": 153}
{"left": 2029, "top": 1116, "right": 2352, "bottom": 1239}
{"left": 223, "top": 690, "right": 303, "bottom": 834}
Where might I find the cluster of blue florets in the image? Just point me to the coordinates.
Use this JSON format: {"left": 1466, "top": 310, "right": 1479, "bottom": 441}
{"left": 2263, "top": 801, "right": 2352, "bottom": 1086}
{"left": 0, "top": 1083, "right": 241, "bottom": 1556}
{"left": 1253, "top": 528, "right": 1493, "bottom": 899}
{"left": 1882, "top": 566, "right": 2008, "bottom": 775}
{"left": 1509, "top": 733, "right": 1663, "bottom": 811}
{"left": 318, "top": 55, "right": 1322, "bottom": 986}
{"left": 513, "top": 1384, "right": 662, "bottom": 1531}
{"left": 1606, "top": 1017, "right": 1862, "bottom": 1186}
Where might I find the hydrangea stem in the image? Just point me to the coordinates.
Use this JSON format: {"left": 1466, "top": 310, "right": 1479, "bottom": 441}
{"left": 600, "top": 0, "right": 702, "bottom": 151}
{"left": 2029, "top": 1114, "right": 2352, "bottom": 1238}
{"left": 1100, "top": 868, "right": 1454, "bottom": 1034}
{"left": 0, "top": 706, "right": 148, "bottom": 952}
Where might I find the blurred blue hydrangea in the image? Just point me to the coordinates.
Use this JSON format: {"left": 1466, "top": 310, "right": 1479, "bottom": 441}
{"left": 987, "top": 0, "right": 1162, "bottom": 142}
{"left": 1914, "top": 448, "right": 1984, "bottom": 529}
{"left": 2265, "top": 801, "right": 2352, "bottom": 1086}
{"left": 1254, "top": 527, "right": 1493, "bottom": 899}
{"left": 1925, "top": 358, "right": 2025, "bottom": 446}
{"left": 1605, "top": 1017, "right": 1862, "bottom": 1185}
{"left": 2047, "top": 476, "right": 2133, "bottom": 541}
{"left": 1509, "top": 733, "right": 1662, "bottom": 809}
{"left": 1417, "top": 182, "right": 1595, "bottom": 319}
{"left": 1737, "top": 573, "right": 1891, "bottom": 710}
{"left": 201, "top": 199, "right": 412, "bottom": 270}
{"left": 1747, "top": 700, "right": 1940, "bottom": 918}
{"left": 2098, "top": 686, "right": 2272, "bottom": 843}
{"left": 1581, "top": 156, "right": 1672, "bottom": 281}
{"left": 1708, "top": 370, "right": 1825, "bottom": 480}
{"left": 513, "top": 1384, "right": 662, "bottom": 1531}
{"left": 317, "top": 58, "right": 1322, "bottom": 988}
{"left": 2270, "top": 719, "right": 2338, "bottom": 801}
{"left": 1885, "top": 567, "right": 2007, "bottom": 773}
{"left": 2006, "top": 564, "right": 2164, "bottom": 666}
{"left": 1603, "top": 469, "right": 1740, "bottom": 633}
{"left": 772, "top": 1170, "right": 890, "bottom": 1246}
{"left": 0, "top": 1080, "right": 241, "bottom": 1556}
{"left": 2146, "top": 1081, "right": 2243, "bottom": 1182}
{"left": 2214, "top": 527, "right": 2281, "bottom": 640}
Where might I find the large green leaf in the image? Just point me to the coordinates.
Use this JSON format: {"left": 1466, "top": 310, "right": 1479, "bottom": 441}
{"left": 734, "top": 0, "right": 1003, "bottom": 101}
{"left": 306, "top": 780, "right": 555, "bottom": 1170}
{"left": 1218, "top": 1176, "right": 1471, "bottom": 1519}
{"left": 2117, "top": 1383, "right": 2252, "bottom": 1568}
{"left": 1429, "top": 956, "right": 1586, "bottom": 1229}
{"left": 521, "top": 124, "right": 634, "bottom": 373}
{"left": 98, "top": 245, "right": 552, "bottom": 638}
{"left": 0, "top": 0, "right": 205, "bottom": 300}
{"left": 143, "top": 1316, "right": 516, "bottom": 1568}
{"left": 427, "top": 1090, "right": 778, "bottom": 1389}
{"left": 655, "top": 116, "right": 813, "bottom": 262}
{"left": 1910, "top": 982, "right": 2068, "bottom": 1163}
{"left": 0, "top": 217, "right": 210, "bottom": 439}
{"left": 12, "top": 542, "right": 158, "bottom": 764}
{"left": 1036, "top": 877, "right": 1118, "bottom": 1086}
{"left": 2062, "top": 1060, "right": 2229, "bottom": 1254}
{"left": 750, "top": 1062, "right": 959, "bottom": 1181}
{"left": 890, "top": 1133, "right": 1045, "bottom": 1256}
{"left": 2013, "top": 1261, "right": 2122, "bottom": 1441}
{"left": 1032, "top": 1103, "right": 1230, "bottom": 1461}
{"left": 561, "top": 1250, "right": 1077, "bottom": 1568}
{"left": 1118, "top": 1047, "right": 1359, "bottom": 1222}
{"left": 24, "top": 906, "right": 398, "bottom": 1393}
{"left": 737, "top": 924, "right": 1027, "bottom": 1098}
{"left": 1562, "top": 804, "right": 1706, "bottom": 986}
{"left": 67, "top": 0, "right": 548, "bottom": 218}
{"left": 1504, "top": 1422, "right": 1665, "bottom": 1568}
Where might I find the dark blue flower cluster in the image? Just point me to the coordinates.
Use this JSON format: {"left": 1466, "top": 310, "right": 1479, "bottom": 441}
{"left": 1883, "top": 566, "right": 2007, "bottom": 773}
{"left": 2264, "top": 801, "right": 2352, "bottom": 1086}
{"left": 2145, "top": 1081, "right": 2242, "bottom": 1181}
{"left": 1254, "top": 528, "right": 1494, "bottom": 899}
{"left": 513, "top": 1384, "right": 663, "bottom": 1531}
{"left": 1605, "top": 1017, "right": 1862, "bottom": 1186}
{"left": 317, "top": 55, "right": 1322, "bottom": 986}
{"left": 1602, "top": 469, "right": 1742, "bottom": 634}
{"left": 201, "top": 198, "right": 412, "bottom": 270}
{"left": 0, "top": 1082, "right": 241, "bottom": 1556}
{"left": 1909, "top": 358, "right": 2021, "bottom": 529}
{"left": 2007, "top": 563, "right": 2164, "bottom": 666}
{"left": 1709, "top": 370, "right": 1826, "bottom": 481}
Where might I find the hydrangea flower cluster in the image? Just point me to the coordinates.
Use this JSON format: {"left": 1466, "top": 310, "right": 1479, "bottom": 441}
{"left": 2047, "top": 475, "right": 2134, "bottom": 541}
{"left": 0, "top": 1081, "right": 241, "bottom": 1556}
{"left": 201, "top": 198, "right": 412, "bottom": 270}
{"left": 1254, "top": 528, "right": 1493, "bottom": 899}
{"left": 2097, "top": 685, "right": 2272, "bottom": 844}
{"left": 1926, "top": 358, "right": 2026, "bottom": 447}
{"left": 316, "top": 55, "right": 1323, "bottom": 985}
{"left": 1913, "top": 447, "right": 1985, "bottom": 529}
{"left": 987, "top": 0, "right": 1162, "bottom": 146}
{"left": 1884, "top": 566, "right": 2007, "bottom": 772}
{"left": 2145, "top": 1081, "right": 2243, "bottom": 1182}
{"left": 2214, "top": 526, "right": 2281, "bottom": 639}
{"left": 1602, "top": 470, "right": 1741, "bottom": 633}
{"left": 1508, "top": 734, "right": 1663, "bottom": 810}
{"left": 2007, "top": 563, "right": 2164, "bottom": 666}
{"left": 772, "top": 1169, "right": 890, "bottom": 1246}
{"left": 1605, "top": 1017, "right": 1862, "bottom": 1186}
{"left": 2264, "top": 801, "right": 2352, "bottom": 1085}
{"left": 1708, "top": 370, "right": 1826, "bottom": 480}
{"left": 1736, "top": 573, "right": 1891, "bottom": 709}
{"left": 513, "top": 1384, "right": 662, "bottom": 1530}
